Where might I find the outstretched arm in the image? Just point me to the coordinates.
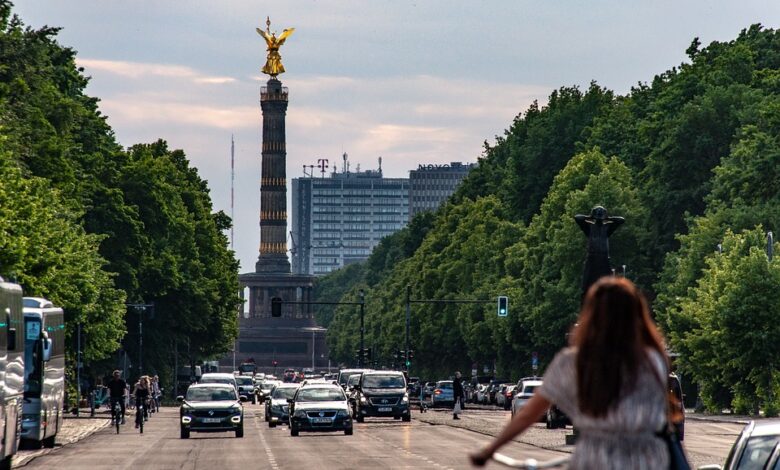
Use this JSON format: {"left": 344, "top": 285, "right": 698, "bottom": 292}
{"left": 469, "top": 393, "right": 551, "bottom": 466}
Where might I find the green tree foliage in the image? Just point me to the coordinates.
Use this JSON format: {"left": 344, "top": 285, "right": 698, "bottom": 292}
{"left": 456, "top": 83, "right": 615, "bottom": 224}
{"left": 0, "top": 142, "right": 126, "bottom": 359}
{"left": 0, "top": 4, "right": 239, "bottom": 377}
{"left": 672, "top": 228, "right": 780, "bottom": 415}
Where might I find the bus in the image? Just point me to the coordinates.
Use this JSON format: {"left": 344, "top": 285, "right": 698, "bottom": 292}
{"left": 0, "top": 278, "right": 24, "bottom": 470}
{"left": 21, "top": 298, "right": 65, "bottom": 448}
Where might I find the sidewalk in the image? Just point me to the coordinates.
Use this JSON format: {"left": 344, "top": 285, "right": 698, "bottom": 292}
{"left": 13, "top": 409, "right": 111, "bottom": 467}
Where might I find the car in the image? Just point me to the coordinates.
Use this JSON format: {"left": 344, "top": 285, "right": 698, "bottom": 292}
{"left": 668, "top": 372, "right": 685, "bottom": 440}
{"left": 546, "top": 404, "right": 570, "bottom": 429}
{"left": 199, "top": 372, "right": 239, "bottom": 393}
{"left": 265, "top": 383, "right": 299, "bottom": 427}
{"left": 423, "top": 382, "right": 436, "bottom": 399}
{"left": 486, "top": 379, "right": 509, "bottom": 405}
{"left": 234, "top": 375, "right": 257, "bottom": 404}
{"left": 337, "top": 368, "right": 371, "bottom": 391}
{"left": 698, "top": 420, "right": 780, "bottom": 470}
{"left": 432, "top": 380, "right": 455, "bottom": 408}
{"left": 497, "top": 384, "right": 516, "bottom": 410}
{"left": 288, "top": 383, "right": 353, "bottom": 436}
{"left": 511, "top": 378, "right": 543, "bottom": 418}
{"left": 345, "top": 373, "right": 363, "bottom": 417}
{"left": 259, "top": 379, "right": 281, "bottom": 406}
{"left": 353, "top": 371, "right": 411, "bottom": 422}
{"left": 178, "top": 383, "right": 245, "bottom": 439}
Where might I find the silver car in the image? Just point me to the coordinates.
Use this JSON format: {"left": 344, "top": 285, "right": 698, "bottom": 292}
{"left": 510, "top": 379, "right": 542, "bottom": 417}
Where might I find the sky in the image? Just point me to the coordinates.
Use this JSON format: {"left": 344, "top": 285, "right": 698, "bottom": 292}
{"left": 16, "top": 1, "right": 780, "bottom": 275}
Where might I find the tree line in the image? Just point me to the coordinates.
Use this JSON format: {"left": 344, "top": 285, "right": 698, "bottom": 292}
{"left": 0, "top": 2, "right": 239, "bottom": 398}
{"left": 318, "top": 24, "right": 780, "bottom": 415}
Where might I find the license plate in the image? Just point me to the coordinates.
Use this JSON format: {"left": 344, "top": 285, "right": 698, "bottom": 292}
{"left": 378, "top": 407, "right": 392, "bottom": 412}
{"left": 202, "top": 417, "right": 222, "bottom": 423}
{"left": 310, "top": 417, "right": 331, "bottom": 424}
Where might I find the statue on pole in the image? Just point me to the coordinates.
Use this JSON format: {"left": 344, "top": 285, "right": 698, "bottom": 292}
{"left": 574, "top": 206, "right": 624, "bottom": 296}
{"left": 256, "top": 17, "right": 295, "bottom": 77}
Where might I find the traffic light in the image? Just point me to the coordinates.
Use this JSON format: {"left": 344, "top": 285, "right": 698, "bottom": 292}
{"left": 364, "top": 347, "right": 372, "bottom": 361}
{"left": 271, "top": 297, "right": 282, "bottom": 317}
{"left": 408, "top": 350, "right": 414, "bottom": 359}
{"left": 497, "top": 296, "right": 508, "bottom": 317}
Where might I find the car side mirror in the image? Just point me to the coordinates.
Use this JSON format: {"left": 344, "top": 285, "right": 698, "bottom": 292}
{"left": 176, "top": 396, "right": 184, "bottom": 402}
{"left": 287, "top": 398, "right": 294, "bottom": 404}
{"left": 239, "top": 396, "right": 247, "bottom": 402}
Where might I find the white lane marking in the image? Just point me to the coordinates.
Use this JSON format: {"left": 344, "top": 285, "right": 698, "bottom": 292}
{"left": 255, "top": 414, "right": 280, "bottom": 470}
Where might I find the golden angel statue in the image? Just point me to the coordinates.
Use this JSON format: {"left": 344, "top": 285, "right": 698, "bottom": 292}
{"left": 256, "top": 17, "right": 295, "bottom": 77}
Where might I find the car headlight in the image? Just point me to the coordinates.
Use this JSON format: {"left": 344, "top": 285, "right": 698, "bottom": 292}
{"left": 402, "top": 394, "right": 409, "bottom": 403}
{"left": 336, "top": 409, "right": 349, "bottom": 417}
{"left": 181, "top": 416, "right": 192, "bottom": 424}
{"left": 230, "top": 405, "right": 241, "bottom": 413}
{"left": 294, "top": 409, "right": 307, "bottom": 418}
{"left": 359, "top": 396, "right": 367, "bottom": 404}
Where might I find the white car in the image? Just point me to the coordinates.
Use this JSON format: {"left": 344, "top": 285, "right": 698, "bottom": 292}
{"left": 510, "top": 378, "right": 542, "bottom": 417}
{"left": 476, "top": 384, "right": 490, "bottom": 404}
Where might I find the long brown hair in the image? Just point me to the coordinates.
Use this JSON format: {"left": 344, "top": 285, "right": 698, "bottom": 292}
{"left": 572, "top": 277, "right": 667, "bottom": 417}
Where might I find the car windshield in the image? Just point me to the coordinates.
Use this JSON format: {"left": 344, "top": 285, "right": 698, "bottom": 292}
{"left": 296, "top": 387, "right": 345, "bottom": 402}
{"left": 339, "top": 372, "right": 361, "bottom": 386}
{"left": 737, "top": 435, "right": 780, "bottom": 470}
{"left": 235, "top": 377, "right": 253, "bottom": 385}
{"left": 522, "top": 385, "right": 538, "bottom": 394}
{"left": 272, "top": 387, "right": 298, "bottom": 400}
{"left": 437, "top": 382, "right": 453, "bottom": 389}
{"left": 186, "top": 387, "right": 236, "bottom": 401}
{"left": 363, "top": 375, "right": 405, "bottom": 388}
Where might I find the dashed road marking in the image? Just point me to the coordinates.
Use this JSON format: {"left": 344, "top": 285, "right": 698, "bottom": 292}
{"left": 255, "top": 413, "right": 279, "bottom": 470}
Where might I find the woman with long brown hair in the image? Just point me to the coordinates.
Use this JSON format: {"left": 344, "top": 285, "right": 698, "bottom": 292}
{"left": 470, "top": 277, "right": 670, "bottom": 469}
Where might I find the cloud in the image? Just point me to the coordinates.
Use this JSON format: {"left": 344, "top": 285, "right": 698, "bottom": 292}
{"left": 78, "top": 58, "right": 236, "bottom": 84}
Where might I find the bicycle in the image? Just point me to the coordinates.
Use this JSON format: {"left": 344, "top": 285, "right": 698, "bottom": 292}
{"left": 110, "top": 399, "right": 122, "bottom": 434}
{"left": 134, "top": 398, "right": 145, "bottom": 434}
{"left": 492, "top": 453, "right": 570, "bottom": 469}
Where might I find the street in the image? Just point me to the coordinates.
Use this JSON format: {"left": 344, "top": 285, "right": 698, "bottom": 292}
{"left": 19, "top": 403, "right": 746, "bottom": 469}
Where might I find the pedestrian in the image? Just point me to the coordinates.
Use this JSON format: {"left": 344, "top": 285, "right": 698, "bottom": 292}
{"left": 453, "top": 371, "right": 464, "bottom": 420}
{"left": 419, "top": 381, "right": 427, "bottom": 413}
{"left": 469, "top": 277, "right": 678, "bottom": 469}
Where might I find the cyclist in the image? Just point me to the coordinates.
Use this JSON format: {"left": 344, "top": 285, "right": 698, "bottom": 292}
{"left": 106, "top": 370, "right": 127, "bottom": 425}
{"left": 132, "top": 375, "right": 151, "bottom": 428}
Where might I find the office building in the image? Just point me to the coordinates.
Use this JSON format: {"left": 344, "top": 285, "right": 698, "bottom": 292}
{"left": 408, "top": 162, "right": 476, "bottom": 220}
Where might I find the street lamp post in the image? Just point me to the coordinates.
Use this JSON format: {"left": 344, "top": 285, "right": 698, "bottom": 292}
{"left": 405, "top": 285, "right": 411, "bottom": 372}
{"left": 359, "top": 289, "right": 365, "bottom": 368}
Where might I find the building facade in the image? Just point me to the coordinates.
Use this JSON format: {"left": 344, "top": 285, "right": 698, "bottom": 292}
{"left": 408, "top": 162, "right": 476, "bottom": 221}
{"left": 292, "top": 168, "right": 409, "bottom": 276}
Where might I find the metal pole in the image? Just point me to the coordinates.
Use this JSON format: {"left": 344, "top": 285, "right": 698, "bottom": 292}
{"left": 311, "top": 330, "right": 315, "bottom": 371}
{"left": 174, "top": 340, "right": 178, "bottom": 399}
{"left": 76, "top": 323, "right": 81, "bottom": 416}
{"left": 139, "top": 308, "right": 143, "bottom": 376}
{"left": 405, "top": 285, "right": 411, "bottom": 372}
{"left": 359, "top": 289, "right": 365, "bottom": 368}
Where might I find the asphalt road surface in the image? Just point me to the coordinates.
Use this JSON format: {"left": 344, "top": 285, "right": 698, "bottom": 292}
{"left": 20, "top": 403, "right": 744, "bottom": 469}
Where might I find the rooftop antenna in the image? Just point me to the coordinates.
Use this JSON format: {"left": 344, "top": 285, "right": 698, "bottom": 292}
{"left": 230, "top": 134, "right": 235, "bottom": 250}
{"left": 342, "top": 152, "right": 348, "bottom": 174}
{"left": 355, "top": 163, "right": 360, "bottom": 173}
{"left": 378, "top": 156, "right": 383, "bottom": 175}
